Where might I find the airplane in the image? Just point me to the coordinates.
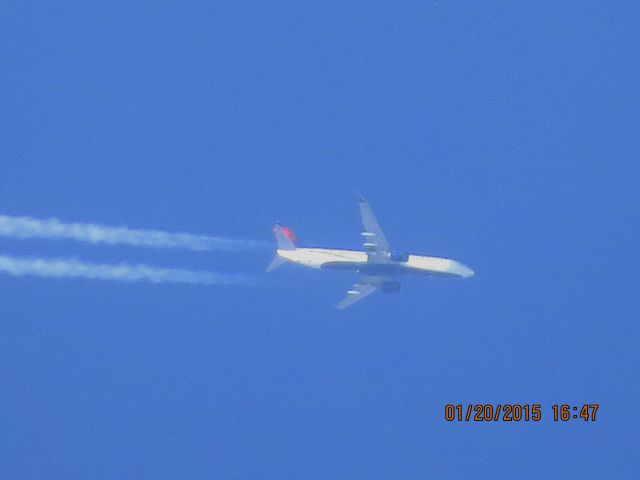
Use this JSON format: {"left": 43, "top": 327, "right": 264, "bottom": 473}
{"left": 266, "top": 197, "right": 474, "bottom": 309}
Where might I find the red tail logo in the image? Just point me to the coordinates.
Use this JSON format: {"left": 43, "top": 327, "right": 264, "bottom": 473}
{"left": 279, "top": 227, "right": 297, "bottom": 243}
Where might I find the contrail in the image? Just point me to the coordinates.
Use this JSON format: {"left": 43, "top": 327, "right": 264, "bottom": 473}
{"left": 0, "top": 254, "right": 255, "bottom": 286}
{"left": 0, "top": 215, "right": 268, "bottom": 251}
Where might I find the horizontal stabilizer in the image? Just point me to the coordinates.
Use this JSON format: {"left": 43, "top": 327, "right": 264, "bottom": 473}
{"left": 266, "top": 255, "right": 286, "bottom": 273}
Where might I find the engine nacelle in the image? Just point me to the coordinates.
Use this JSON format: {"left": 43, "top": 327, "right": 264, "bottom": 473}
{"left": 390, "top": 252, "right": 409, "bottom": 263}
{"left": 382, "top": 281, "right": 402, "bottom": 293}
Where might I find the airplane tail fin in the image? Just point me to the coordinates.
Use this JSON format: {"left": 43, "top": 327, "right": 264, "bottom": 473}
{"left": 266, "top": 225, "right": 297, "bottom": 273}
{"left": 273, "top": 225, "right": 296, "bottom": 250}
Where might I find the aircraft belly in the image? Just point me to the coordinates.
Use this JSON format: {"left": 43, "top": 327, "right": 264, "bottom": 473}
{"left": 318, "top": 249, "right": 367, "bottom": 269}
{"left": 357, "top": 263, "right": 403, "bottom": 275}
{"left": 279, "top": 248, "right": 367, "bottom": 269}
{"left": 321, "top": 262, "right": 365, "bottom": 271}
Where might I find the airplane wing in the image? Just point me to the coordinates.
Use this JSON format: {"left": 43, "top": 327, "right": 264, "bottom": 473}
{"left": 336, "top": 275, "right": 391, "bottom": 310}
{"left": 336, "top": 282, "right": 378, "bottom": 310}
{"left": 358, "top": 198, "right": 390, "bottom": 256}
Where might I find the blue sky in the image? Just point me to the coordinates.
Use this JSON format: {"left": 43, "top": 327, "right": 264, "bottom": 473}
{"left": 1, "top": 2, "right": 638, "bottom": 478}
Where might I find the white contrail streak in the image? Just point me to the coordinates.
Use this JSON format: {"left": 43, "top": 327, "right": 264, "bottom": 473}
{"left": 0, "top": 215, "right": 268, "bottom": 251}
{"left": 0, "top": 254, "right": 254, "bottom": 286}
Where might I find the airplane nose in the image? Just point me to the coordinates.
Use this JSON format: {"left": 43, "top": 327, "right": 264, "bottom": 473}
{"left": 451, "top": 261, "right": 474, "bottom": 278}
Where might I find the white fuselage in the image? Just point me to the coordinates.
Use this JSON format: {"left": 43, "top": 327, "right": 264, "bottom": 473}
{"left": 277, "top": 247, "right": 474, "bottom": 278}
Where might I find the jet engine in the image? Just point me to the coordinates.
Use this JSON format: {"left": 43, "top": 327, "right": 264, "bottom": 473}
{"left": 390, "top": 252, "right": 409, "bottom": 262}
